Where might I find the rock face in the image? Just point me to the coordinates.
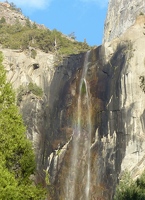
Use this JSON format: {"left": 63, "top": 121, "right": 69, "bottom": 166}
{"left": 1, "top": 46, "right": 87, "bottom": 183}
{"left": 0, "top": 2, "right": 45, "bottom": 28}
{"left": 0, "top": 3, "right": 26, "bottom": 25}
{"left": 2, "top": 0, "right": 145, "bottom": 199}
{"left": 1, "top": 48, "right": 55, "bottom": 177}
{"left": 103, "top": 0, "right": 145, "bottom": 42}
{"left": 45, "top": 15, "right": 145, "bottom": 199}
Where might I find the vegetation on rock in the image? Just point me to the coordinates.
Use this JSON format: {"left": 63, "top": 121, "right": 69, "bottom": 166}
{"left": 17, "top": 83, "right": 43, "bottom": 105}
{"left": 0, "top": 15, "right": 90, "bottom": 56}
{"left": 28, "top": 82, "right": 43, "bottom": 97}
{"left": 0, "top": 51, "right": 46, "bottom": 199}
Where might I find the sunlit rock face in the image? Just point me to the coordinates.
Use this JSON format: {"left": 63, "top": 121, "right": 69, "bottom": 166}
{"left": 2, "top": 4, "right": 145, "bottom": 199}
{"left": 47, "top": 16, "right": 145, "bottom": 199}
{"left": 1, "top": 48, "right": 55, "bottom": 177}
{"left": 103, "top": 0, "right": 145, "bottom": 42}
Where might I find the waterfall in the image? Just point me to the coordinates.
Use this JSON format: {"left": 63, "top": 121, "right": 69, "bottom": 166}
{"left": 65, "top": 51, "right": 92, "bottom": 200}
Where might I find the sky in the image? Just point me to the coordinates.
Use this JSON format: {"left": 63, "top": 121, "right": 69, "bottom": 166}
{"left": 3, "top": 0, "right": 109, "bottom": 46}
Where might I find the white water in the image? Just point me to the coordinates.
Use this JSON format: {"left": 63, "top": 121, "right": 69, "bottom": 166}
{"left": 65, "top": 51, "right": 92, "bottom": 200}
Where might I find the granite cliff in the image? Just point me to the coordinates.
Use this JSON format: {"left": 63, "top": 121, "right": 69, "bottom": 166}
{"left": 1, "top": 0, "right": 145, "bottom": 199}
{"left": 104, "top": 0, "right": 145, "bottom": 42}
{"left": 46, "top": 14, "right": 145, "bottom": 199}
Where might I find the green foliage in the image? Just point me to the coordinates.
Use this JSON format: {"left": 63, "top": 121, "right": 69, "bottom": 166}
{"left": 31, "top": 49, "right": 37, "bottom": 59}
{"left": 32, "top": 22, "right": 37, "bottom": 29}
{"left": 68, "top": 32, "right": 76, "bottom": 40}
{"left": 28, "top": 82, "right": 43, "bottom": 97}
{"left": 17, "top": 83, "right": 43, "bottom": 105}
{"left": 25, "top": 17, "right": 31, "bottom": 28}
{"left": 44, "top": 170, "right": 51, "bottom": 186}
{"left": 9, "top": 1, "right": 22, "bottom": 13}
{"left": 114, "top": 170, "right": 145, "bottom": 200}
{"left": 0, "top": 17, "right": 6, "bottom": 24}
{"left": 0, "top": 20, "right": 91, "bottom": 56}
{"left": 81, "top": 80, "right": 86, "bottom": 94}
{"left": 0, "top": 52, "right": 46, "bottom": 199}
{"left": 114, "top": 170, "right": 135, "bottom": 200}
{"left": 140, "top": 12, "right": 144, "bottom": 16}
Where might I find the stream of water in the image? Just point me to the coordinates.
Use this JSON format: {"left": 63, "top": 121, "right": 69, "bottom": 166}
{"left": 65, "top": 51, "right": 92, "bottom": 200}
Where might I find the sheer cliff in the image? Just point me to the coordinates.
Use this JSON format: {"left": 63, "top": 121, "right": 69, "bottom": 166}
{"left": 104, "top": 0, "right": 145, "bottom": 42}
{"left": 46, "top": 15, "right": 145, "bottom": 198}
{"left": 1, "top": 0, "right": 145, "bottom": 200}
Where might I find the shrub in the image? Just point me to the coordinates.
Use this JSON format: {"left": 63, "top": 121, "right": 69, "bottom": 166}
{"left": 140, "top": 12, "right": 144, "bottom": 15}
{"left": 0, "top": 17, "right": 6, "bottom": 24}
{"left": 0, "top": 22, "right": 91, "bottom": 56}
{"left": 114, "top": 170, "right": 145, "bottom": 200}
{"left": 17, "top": 82, "right": 43, "bottom": 105}
{"left": 28, "top": 82, "right": 43, "bottom": 97}
{"left": 31, "top": 49, "right": 37, "bottom": 59}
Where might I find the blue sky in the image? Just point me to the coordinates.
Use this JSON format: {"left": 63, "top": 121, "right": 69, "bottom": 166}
{"left": 4, "top": 0, "right": 108, "bottom": 46}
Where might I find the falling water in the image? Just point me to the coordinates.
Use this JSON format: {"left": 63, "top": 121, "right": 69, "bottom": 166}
{"left": 65, "top": 51, "right": 92, "bottom": 200}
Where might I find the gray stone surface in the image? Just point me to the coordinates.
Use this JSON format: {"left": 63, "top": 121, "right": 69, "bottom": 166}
{"left": 1, "top": 48, "right": 55, "bottom": 175}
{"left": 47, "top": 16, "right": 145, "bottom": 199}
{"left": 2, "top": 1, "right": 145, "bottom": 199}
{"left": 2, "top": 47, "right": 86, "bottom": 184}
{"left": 103, "top": 0, "right": 145, "bottom": 42}
{"left": 0, "top": 2, "right": 46, "bottom": 28}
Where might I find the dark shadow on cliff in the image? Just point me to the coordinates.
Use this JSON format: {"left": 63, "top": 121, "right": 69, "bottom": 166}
{"left": 94, "top": 43, "right": 128, "bottom": 198}
{"left": 45, "top": 42, "right": 130, "bottom": 199}
{"left": 48, "top": 53, "right": 85, "bottom": 151}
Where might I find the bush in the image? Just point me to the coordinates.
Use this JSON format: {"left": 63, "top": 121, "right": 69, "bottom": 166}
{"left": 31, "top": 49, "right": 37, "bottom": 59}
{"left": 17, "top": 83, "right": 43, "bottom": 105}
{"left": 0, "top": 17, "right": 6, "bottom": 24}
{"left": 0, "top": 22, "right": 91, "bottom": 56}
{"left": 114, "top": 170, "right": 145, "bottom": 200}
{"left": 140, "top": 12, "right": 144, "bottom": 15}
{"left": 28, "top": 82, "right": 43, "bottom": 97}
{"left": 9, "top": 2, "right": 22, "bottom": 13}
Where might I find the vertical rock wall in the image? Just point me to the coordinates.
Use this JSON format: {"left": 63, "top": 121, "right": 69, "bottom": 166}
{"left": 103, "top": 0, "right": 145, "bottom": 42}
{"left": 45, "top": 45, "right": 127, "bottom": 199}
{"left": 2, "top": 1, "right": 145, "bottom": 198}
{"left": 2, "top": 48, "right": 55, "bottom": 180}
{"left": 47, "top": 15, "right": 145, "bottom": 199}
